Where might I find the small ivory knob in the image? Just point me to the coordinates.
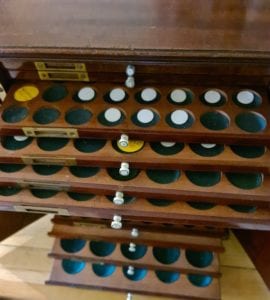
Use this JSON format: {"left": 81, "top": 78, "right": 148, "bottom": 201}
{"left": 131, "top": 228, "right": 139, "bottom": 238}
{"left": 119, "top": 134, "right": 129, "bottom": 147}
{"left": 127, "top": 266, "right": 135, "bottom": 276}
{"left": 126, "top": 65, "right": 135, "bottom": 77}
{"left": 128, "top": 243, "right": 136, "bottom": 252}
{"left": 111, "top": 215, "right": 122, "bottom": 229}
{"left": 119, "top": 162, "right": 130, "bottom": 176}
{"left": 125, "top": 76, "right": 135, "bottom": 88}
{"left": 126, "top": 293, "right": 133, "bottom": 300}
{"left": 113, "top": 191, "right": 124, "bottom": 205}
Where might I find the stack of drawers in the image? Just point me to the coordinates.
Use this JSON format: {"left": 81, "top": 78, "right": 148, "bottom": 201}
{"left": 0, "top": 78, "right": 270, "bottom": 299}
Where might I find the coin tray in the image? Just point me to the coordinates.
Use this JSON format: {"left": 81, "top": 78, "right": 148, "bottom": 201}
{"left": 1, "top": 82, "right": 270, "bottom": 145}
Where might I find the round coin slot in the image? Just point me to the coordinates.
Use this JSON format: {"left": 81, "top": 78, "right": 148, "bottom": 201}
{"left": 189, "top": 144, "right": 224, "bottom": 157}
{"left": 2, "top": 136, "right": 32, "bottom": 150}
{"left": 153, "top": 247, "right": 180, "bottom": 264}
{"left": 234, "top": 90, "right": 261, "bottom": 108}
{"left": 147, "top": 198, "right": 175, "bottom": 207}
{"left": 62, "top": 259, "right": 86, "bottom": 275}
{"left": 229, "top": 204, "right": 257, "bottom": 213}
{"left": 32, "top": 165, "right": 62, "bottom": 175}
{"left": 186, "top": 250, "right": 213, "bottom": 268}
{"left": 121, "top": 244, "right": 147, "bottom": 260}
{"left": 67, "top": 192, "right": 95, "bottom": 201}
{"left": 0, "top": 186, "right": 21, "bottom": 196}
{"left": 155, "top": 270, "right": 180, "bottom": 284}
{"left": 77, "top": 86, "right": 96, "bottom": 102}
{"left": 230, "top": 145, "right": 265, "bottom": 159}
{"left": 200, "top": 111, "right": 230, "bottom": 130}
{"left": 37, "top": 138, "right": 69, "bottom": 151}
{"left": 106, "top": 88, "right": 127, "bottom": 103}
{"left": 136, "top": 87, "right": 159, "bottom": 104}
{"left": 187, "top": 202, "right": 216, "bottom": 210}
{"left": 90, "top": 241, "right": 116, "bottom": 257}
{"left": 14, "top": 85, "right": 39, "bottom": 102}
{"left": 150, "top": 142, "right": 184, "bottom": 156}
{"left": 201, "top": 89, "right": 226, "bottom": 106}
{"left": 188, "top": 274, "right": 213, "bottom": 287}
{"left": 69, "top": 166, "right": 100, "bottom": 178}
{"left": 33, "top": 107, "right": 60, "bottom": 124}
{"left": 74, "top": 139, "right": 106, "bottom": 153}
{"left": 146, "top": 169, "right": 180, "bottom": 184}
{"left": 65, "top": 108, "right": 92, "bottom": 125}
{"left": 235, "top": 112, "right": 266, "bottom": 133}
{"left": 132, "top": 109, "right": 159, "bottom": 127}
{"left": 60, "top": 239, "right": 86, "bottom": 253}
{"left": 92, "top": 263, "right": 116, "bottom": 277}
{"left": 43, "top": 85, "right": 68, "bottom": 102}
{"left": 98, "top": 108, "right": 125, "bottom": 126}
{"left": 0, "top": 164, "right": 26, "bottom": 173}
{"left": 31, "top": 189, "right": 58, "bottom": 199}
{"left": 2, "top": 105, "right": 29, "bottom": 123}
{"left": 168, "top": 88, "right": 193, "bottom": 105}
{"left": 123, "top": 266, "right": 147, "bottom": 281}
{"left": 166, "top": 110, "right": 194, "bottom": 129}
{"left": 226, "top": 172, "right": 263, "bottom": 189}
{"left": 186, "top": 171, "right": 221, "bottom": 187}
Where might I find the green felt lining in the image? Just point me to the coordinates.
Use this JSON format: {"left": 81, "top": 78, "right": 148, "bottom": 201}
{"left": 43, "top": 85, "right": 68, "bottom": 102}
{"left": 2, "top": 136, "right": 32, "bottom": 150}
{"left": 2, "top": 105, "right": 29, "bottom": 123}
{"left": 65, "top": 108, "right": 92, "bottom": 125}
{"left": 200, "top": 111, "right": 229, "bottom": 130}
{"left": 33, "top": 107, "right": 60, "bottom": 124}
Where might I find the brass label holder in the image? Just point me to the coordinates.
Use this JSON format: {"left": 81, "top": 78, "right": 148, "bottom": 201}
{"left": 22, "top": 127, "right": 79, "bottom": 138}
{"left": 14, "top": 205, "right": 70, "bottom": 215}
{"left": 22, "top": 156, "right": 76, "bottom": 166}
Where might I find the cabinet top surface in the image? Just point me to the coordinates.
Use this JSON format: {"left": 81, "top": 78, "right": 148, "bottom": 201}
{"left": 1, "top": 0, "right": 270, "bottom": 59}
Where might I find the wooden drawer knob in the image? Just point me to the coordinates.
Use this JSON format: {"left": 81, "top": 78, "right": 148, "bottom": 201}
{"left": 126, "top": 293, "right": 133, "bottom": 300}
{"left": 127, "top": 266, "right": 135, "bottom": 276}
{"left": 125, "top": 65, "right": 135, "bottom": 88}
{"left": 128, "top": 243, "right": 136, "bottom": 252}
{"left": 131, "top": 228, "right": 139, "bottom": 238}
{"left": 111, "top": 215, "right": 122, "bottom": 229}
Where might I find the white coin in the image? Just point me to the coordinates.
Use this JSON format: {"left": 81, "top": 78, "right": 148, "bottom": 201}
{"left": 204, "top": 90, "right": 221, "bottom": 104}
{"left": 137, "top": 109, "right": 154, "bottom": 124}
{"left": 201, "top": 143, "right": 216, "bottom": 149}
{"left": 14, "top": 135, "right": 29, "bottom": 141}
{"left": 104, "top": 108, "right": 122, "bottom": 123}
{"left": 141, "top": 88, "right": 157, "bottom": 102}
{"left": 109, "top": 88, "right": 126, "bottom": 102}
{"left": 78, "top": 87, "right": 95, "bottom": 101}
{"left": 170, "top": 89, "right": 187, "bottom": 103}
{"left": 161, "top": 141, "right": 176, "bottom": 147}
{"left": 236, "top": 91, "right": 254, "bottom": 105}
{"left": 171, "top": 110, "right": 189, "bottom": 125}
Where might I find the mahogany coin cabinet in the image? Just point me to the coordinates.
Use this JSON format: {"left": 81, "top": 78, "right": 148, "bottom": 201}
{"left": 0, "top": 1, "right": 270, "bottom": 299}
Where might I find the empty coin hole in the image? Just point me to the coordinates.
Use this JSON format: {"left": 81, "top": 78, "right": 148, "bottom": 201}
{"left": 60, "top": 239, "right": 86, "bottom": 253}
{"left": 235, "top": 112, "right": 266, "bottom": 133}
{"left": 30, "top": 189, "right": 58, "bottom": 199}
{"left": 65, "top": 107, "right": 92, "bottom": 125}
{"left": 189, "top": 144, "right": 224, "bottom": 157}
{"left": 69, "top": 166, "right": 100, "bottom": 178}
{"left": 186, "top": 250, "right": 213, "bottom": 268}
{"left": 186, "top": 171, "right": 221, "bottom": 187}
{"left": 233, "top": 90, "right": 261, "bottom": 108}
{"left": 107, "top": 168, "right": 140, "bottom": 181}
{"left": 121, "top": 244, "right": 147, "bottom": 260}
{"left": 67, "top": 192, "right": 95, "bottom": 201}
{"left": 228, "top": 204, "right": 257, "bottom": 213}
{"left": 153, "top": 247, "right": 180, "bottom": 264}
{"left": 200, "top": 111, "right": 230, "bottom": 130}
{"left": 37, "top": 138, "right": 69, "bottom": 151}
{"left": 90, "top": 241, "right": 116, "bottom": 257}
{"left": 166, "top": 109, "right": 194, "bottom": 129}
{"left": 123, "top": 266, "right": 147, "bottom": 281}
{"left": 74, "top": 139, "right": 106, "bottom": 153}
{"left": 200, "top": 89, "right": 226, "bottom": 106}
{"left": 1, "top": 136, "right": 32, "bottom": 150}
{"left": 0, "top": 186, "right": 21, "bottom": 196}
{"left": 188, "top": 274, "right": 213, "bottom": 287}
{"left": 226, "top": 172, "right": 263, "bottom": 189}
{"left": 0, "top": 164, "right": 26, "bottom": 173}
{"left": 98, "top": 108, "right": 125, "bottom": 126}
{"left": 43, "top": 85, "right": 68, "bottom": 102}
{"left": 92, "top": 263, "right": 116, "bottom": 277}
{"left": 32, "top": 165, "right": 63, "bottom": 175}
{"left": 230, "top": 145, "right": 265, "bottom": 158}
{"left": 147, "top": 198, "right": 175, "bottom": 207}
{"left": 155, "top": 270, "right": 180, "bottom": 284}
{"left": 33, "top": 107, "right": 60, "bottom": 124}
{"left": 187, "top": 202, "right": 216, "bottom": 210}
{"left": 146, "top": 169, "right": 180, "bottom": 184}
{"left": 168, "top": 88, "right": 193, "bottom": 105}
{"left": 2, "top": 105, "right": 29, "bottom": 123}
{"left": 62, "top": 259, "right": 86, "bottom": 275}
{"left": 132, "top": 109, "right": 160, "bottom": 128}
{"left": 150, "top": 142, "right": 184, "bottom": 155}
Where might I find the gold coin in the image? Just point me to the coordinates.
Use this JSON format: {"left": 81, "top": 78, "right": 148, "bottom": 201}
{"left": 14, "top": 85, "right": 39, "bottom": 102}
{"left": 117, "top": 140, "right": 144, "bottom": 153}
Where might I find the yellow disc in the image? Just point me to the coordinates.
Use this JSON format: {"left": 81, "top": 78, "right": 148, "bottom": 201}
{"left": 117, "top": 140, "right": 145, "bottom": 153}
{"left": 14, "top": 85, "right": 39, "bottom": 102}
